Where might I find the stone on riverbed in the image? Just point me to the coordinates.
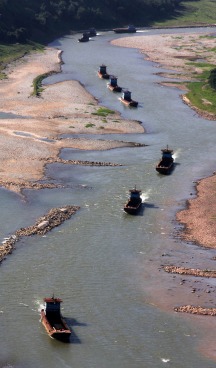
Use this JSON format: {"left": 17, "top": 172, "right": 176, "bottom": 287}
{"left": 37, "top": 220, "right": 49, "bottom": 230}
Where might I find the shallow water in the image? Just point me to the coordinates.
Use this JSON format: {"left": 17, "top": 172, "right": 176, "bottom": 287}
{"left": 0, "top": 28, "right": 216, "bottom": 368}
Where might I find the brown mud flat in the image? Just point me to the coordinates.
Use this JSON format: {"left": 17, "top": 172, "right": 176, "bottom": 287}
{"left": 164, "top": 265, "right": 216, "bottom": 316}
{"left": 0, "top": 206, "right": 80, "bottom": 263}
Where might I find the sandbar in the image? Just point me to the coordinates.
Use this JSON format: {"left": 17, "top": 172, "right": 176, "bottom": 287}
{"left": 0, "top": 47, "right": 144, "bottom": 192}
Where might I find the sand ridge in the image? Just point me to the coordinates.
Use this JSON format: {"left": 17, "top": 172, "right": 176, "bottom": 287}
{"left": 0, "top": 46, "right": 144, "bottom": 191}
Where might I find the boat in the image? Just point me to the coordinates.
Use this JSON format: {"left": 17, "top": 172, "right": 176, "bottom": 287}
{"left": 124, "top": 186, "right": 142, "bottom": 215}
{"left": 120, "top": 90, "right": 138, "bottom": 107}
{"left": 98, "top": 64, "right": 110, "bottom": 79}
{"left": 156, "top": 145, "right": 174, "bottom": 175}
{"left": 107, "top": 75, "right": 122, "bottom": 92}
{"left": 87, "top": 28, "right": 97, "bottom": 37}
{"left": 78, "top": 32, "right": 89, "bottom": 42}
{"left": 41, "top": 296, "right": 71, "bottom": 341}
{"left": 113, "top": 25, "right": 136, "bottom": 34}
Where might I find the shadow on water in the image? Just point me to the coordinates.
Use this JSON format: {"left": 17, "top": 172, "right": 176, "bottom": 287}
{"left": 144, "top": 202, "right": 159, "bottom": 209}
{"left": 65, "top": 317, "right": 87, "bottom": 344}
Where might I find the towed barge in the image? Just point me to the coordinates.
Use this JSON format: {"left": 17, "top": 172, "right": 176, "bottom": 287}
{"left": 41, "top": 296, "right": 71, "bottom": 341}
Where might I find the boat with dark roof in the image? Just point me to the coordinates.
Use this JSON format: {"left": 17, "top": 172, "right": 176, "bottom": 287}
{"left": 98, "top": 64, "right": 110, "bottom": 79}
{"left": 107, "top": 75, "right": 122, "bottom": 92}
{"left": 87, "top": 28, "right": 97, "bottom": 37}
{"left": 124, "top": 187, "right": 142, "bottom": 214}
{"left": 156, "top": 145, "right": 174, "bottom": 175}
{"left": 41, "top": 296, "right": 71, "bottom": 341}
{"left": 113, "top": 25, "right": 136, "bottom": 34}
{"left": 120, "top": 90, "right": 138, "bottom": 107}
{"left": 78, "top": 32, "right": 89, "bottom": 42}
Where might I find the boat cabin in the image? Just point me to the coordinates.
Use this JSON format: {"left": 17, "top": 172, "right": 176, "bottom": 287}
{"left": 99, "top": 64, "right": 108, "bottom": 75}
{"left": 161, "top": 146, "right": 173, "bottom": 162}
{"left": 43, "top": 297, "right": 62, "bottom": 317}
{"left": 122, "top": 90, "right": 132, "bottom": 101}
{"left": 127, "top": 25, "right": 136, "bottom": 32}
{"left": 129, "top": 188, "right": 141, "bottom": 203}
{"left": 109, "top": 75, "right": 118, "bottom": 87}
{"left": 88, "top": 28, "right": 97, "bottom": 36}
{"left": 79, "top": 32, "right": 89, "bottom": 42}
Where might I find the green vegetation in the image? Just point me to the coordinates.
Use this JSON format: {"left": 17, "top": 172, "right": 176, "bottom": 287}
{"left": 0, "top": 0, "right": 184, "bottom": 44}
{"left": 154, "top": 0, "right": 216, "bottom": 27}
{"left": 208, "top": 68, "right": 216, "bottom": 90}
{"left": 185, "top": 68, "right": 216, "bottom": 115}
{"left": 92, "top": 107, "right": 115, "bottom": 117}
{"left": 0, "top": 42, "right": 44, "bottom": 79}
{"left": 32, "top": 71, "right": 52, "bottom": 96}
{"left": 85, "top": 123, "right": 95, "bottom": 128}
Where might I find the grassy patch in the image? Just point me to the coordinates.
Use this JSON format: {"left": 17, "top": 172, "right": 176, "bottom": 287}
{"left": 185, "top": 76, "right": 216, "bottom": 115}
{"left": 154, "top": 0, "right": 216, "bottom": 27}
{"left": 0, "top": 42, "right": 44, "bottom": 79}
{"left": 32, "top": 72, "right": 52, "bottom": 96}
{"left": 92, "top": 107, "right": 115, "bottom": 117}
{"left": 85, "top": 123, "right": 95, "bottom": 128}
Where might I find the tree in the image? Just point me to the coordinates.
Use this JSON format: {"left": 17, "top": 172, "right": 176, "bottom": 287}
{"left": 208, "top": 68, "right": 216, "bottom": 90}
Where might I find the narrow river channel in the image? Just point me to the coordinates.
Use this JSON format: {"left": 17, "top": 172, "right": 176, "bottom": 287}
{"left": 0, "top": 27, "right": 216, "bottom": 368}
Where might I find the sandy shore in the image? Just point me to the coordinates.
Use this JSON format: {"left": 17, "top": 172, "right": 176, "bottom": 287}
{"left": 0, "top": 47, "right": 144, "bottom": 192}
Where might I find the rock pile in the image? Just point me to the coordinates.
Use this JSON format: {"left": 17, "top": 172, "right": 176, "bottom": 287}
{"left": 0, "top": 205, "right": 80, "bottom": 263}
{"left": 43, "top": 157, "right": 123, "bottom": 167}
{"left": 163, "top": 265, "right": 216, "bottom": 278}
{"left": 0, "top": 181, "right": 62, "bottom": 192}
{"left": 174, "top": 305, "right": 216, "bottom": 316}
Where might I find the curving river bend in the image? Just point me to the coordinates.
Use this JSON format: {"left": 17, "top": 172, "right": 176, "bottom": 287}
{"left": 0, "top": 27, "right": 216, "bottom": 368}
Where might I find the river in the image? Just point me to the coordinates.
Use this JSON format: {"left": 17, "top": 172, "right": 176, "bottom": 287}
{"left": 0, "top": 27, "right": 216, "bottom": 368}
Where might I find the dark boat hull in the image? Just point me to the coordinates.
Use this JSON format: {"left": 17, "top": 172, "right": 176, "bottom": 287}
{"left": 120, "top": 97, "right": 138, "bottom": 107}
{"left": 114, "top": 30, "right": 136, "bottom": 34}
{"left": 113, "top": 27, "right": 136, "bottom": 34}
{"left": 98, "top": 71, "right": 110, "bottom": 79}
{"left": 124, "top": 201, "right": 142, "bottom": 215}
{"left": 156, "top": 161, "right": 174, "bottom": 175}
{"left": 78, "top": 38, "right": 89, "bottom": 42}
{"left": 41, "top": 310, "right": 71, "bottom": 341}
{"left": 108, "top": 84, "right": 122, "bottom": 92}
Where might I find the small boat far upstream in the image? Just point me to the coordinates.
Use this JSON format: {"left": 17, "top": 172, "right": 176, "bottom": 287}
{"left": 87, "top": 28, "right": 97, "bottom": 37}
{"left": 98, "top": 64, "right": 110, "bottom": 79}
{"left": 156, "top": 145, "right": 174, "bottom": 175}
{"left": 41, "top": 296, "right": 71, "bottom": 341}
{"left": 124, "top": 186, "right": 142, "bottom": 215}
{"left": 107, "top": 75, "right": 122, "bottom": 92}
{"left": 113, "top": 25, "right": 136, "bottom": 34}
{"left": 78, "top": 32, "right": 89, "bottom": 42}
{"left": 120, "top": 90, "right": 138, "bottom": 107}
